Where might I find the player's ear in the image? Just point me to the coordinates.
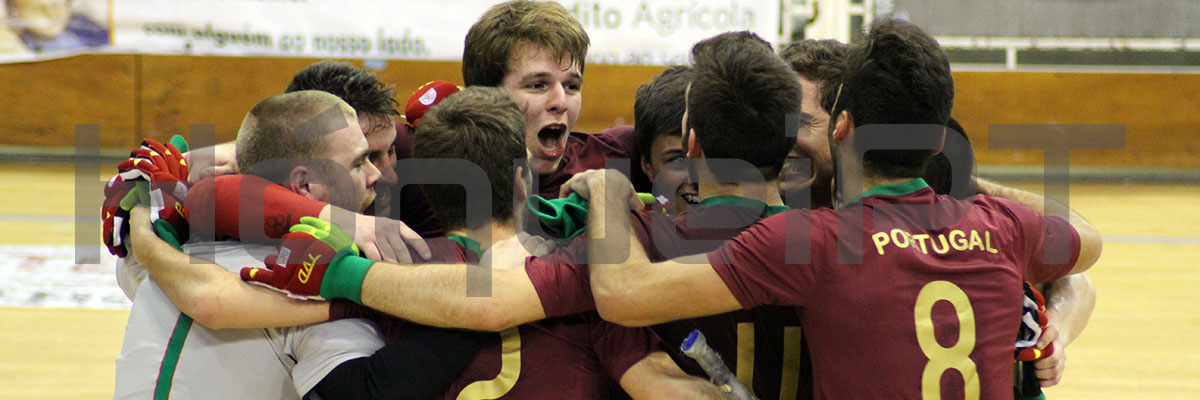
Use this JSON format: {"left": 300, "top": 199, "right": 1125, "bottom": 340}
{"left": 513, "top": 166, "right": 530, "bottom": 205}
{"left": 932, "top": 126, "right": 947, "bottom": 155}
{"left": 832, "top": 111, "right": 853, "bottom": 143}
{"left": 640, "top": 155, "right": 654, "bottom": 181}
{"left": 686, "top": 129, "right": 702, "bottom": 158}
{"left": 289, "top": 166, "right": 313, "bottom": 196}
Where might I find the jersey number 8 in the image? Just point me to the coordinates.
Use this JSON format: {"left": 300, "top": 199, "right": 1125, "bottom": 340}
{"left": 914, "top": 280, "right": 980, "bottom": 400}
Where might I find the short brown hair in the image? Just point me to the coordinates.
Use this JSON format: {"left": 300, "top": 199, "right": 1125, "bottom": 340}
{"left": 235, "top": 91, "right": 355, "bottom": 184}
{"left": 780, "top": 39, "right": 848, "bottom": 112}
{"left": 414, "top": 87, "right": 527, "bottom": 229}
{"left": 687, "top": 32, "right": 801, "bottom": 182}
{"left": 462, "top": 0, "right": 589, "bottom": 87}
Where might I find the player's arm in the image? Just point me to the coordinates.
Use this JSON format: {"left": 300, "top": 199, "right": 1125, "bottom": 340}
{"left": 359, "top": 253, "right": 546, "bottom": 332}
{"left": 566, "top": 169, "right": 741, "bottom": 327}
{"left": 127, "top": 206, "right": 330, "bottom": 329}
{"left": 1034, "top": 272, "right": 1097, "bottom": 386}
{"left": 191, "top": 174, "right": 430, "bottom": 263}
{"left": 183, "top": 140, "right": 238, "bottom": 184}
{"left": 618, "top": 351, "right": 725, "bottom": 399}
{"left": 975, "top": 178, "right": 1101, "bottom": 274}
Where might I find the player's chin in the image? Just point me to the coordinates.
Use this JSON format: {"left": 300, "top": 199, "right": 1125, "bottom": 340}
{"left": 359, "top": 193, "right": 377, "bottom": 215}
{"left": 531, "top": 155, "right": 561, "bottom": 175}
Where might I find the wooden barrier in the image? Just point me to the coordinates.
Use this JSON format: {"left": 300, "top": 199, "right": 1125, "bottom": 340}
{"left": 953, "top": 71, "right": 1200, "bottom": 169}
{"left": 0, "top": 55, "right": 138, "bottom": 148}
{"left": 2, "top": 55, "right": 1198, "bottom": 169}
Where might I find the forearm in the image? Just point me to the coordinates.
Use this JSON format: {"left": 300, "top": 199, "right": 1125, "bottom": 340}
{"left": 586, "top": 175, "right": 652, "bottom": 322}
{"left": 640, "top": 376, "right": 725, "bottom": 400}
{"left": 360, "top": 263, "right": 543, "bottom": 331}
{"left": 130, "top": 210, "right": 330, "bottom": 329}
{"left": 1041, "top": 273, "right": 1097, "bottom": 347}
{"left": 620, "top": 352, "right": 725, "bottom": 400}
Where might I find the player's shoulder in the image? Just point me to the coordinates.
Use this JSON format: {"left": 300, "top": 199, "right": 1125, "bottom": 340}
{"left": 969, "top": 193, "right": 1044, "bottom": 225}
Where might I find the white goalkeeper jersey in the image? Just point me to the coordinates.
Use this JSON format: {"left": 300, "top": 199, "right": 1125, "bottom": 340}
{"left": 114, "top": 241, "right": 384, "bottom": 399}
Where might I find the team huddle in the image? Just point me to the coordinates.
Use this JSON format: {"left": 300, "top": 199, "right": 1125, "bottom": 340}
{"left": 101, "top": 1, "right": 1101, "bottom": 399}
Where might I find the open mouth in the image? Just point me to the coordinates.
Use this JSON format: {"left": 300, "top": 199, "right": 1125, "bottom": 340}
{"left": 677, "top": 183, "right": 700, "bottom": 205}
{"left": 536, "top": 124, "right": 568, "bottom": 158}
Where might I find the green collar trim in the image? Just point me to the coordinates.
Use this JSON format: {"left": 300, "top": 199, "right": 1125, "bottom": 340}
{"left": 698, "top": 195, "right": 790, "bottom": 215}
{"left": 447, "top": 235, "right": 484, "bottom": 258}
{"left": 850, "top": 178, "right": 930, "bottom": 204}
{"left": 765, "top": 205, "right": 791, "bottom": 216}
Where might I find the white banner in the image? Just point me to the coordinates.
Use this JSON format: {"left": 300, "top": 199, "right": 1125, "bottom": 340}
{"left": 100, "top": 0, "right": 778, "bottom": 65}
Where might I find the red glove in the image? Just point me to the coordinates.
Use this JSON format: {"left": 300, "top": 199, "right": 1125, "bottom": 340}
{"left": 117, "top": 139, "right": 191, "bottom": 245}
{"left": 241, "top": 217, "right": 373, "bottom": 302}
{"left": 101, "top": 174, "right": 138, "bottom": 257}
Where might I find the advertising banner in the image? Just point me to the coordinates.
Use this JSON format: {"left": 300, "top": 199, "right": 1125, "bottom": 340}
{"left": 1, "top": 0, "right": 779, "bottom": 64}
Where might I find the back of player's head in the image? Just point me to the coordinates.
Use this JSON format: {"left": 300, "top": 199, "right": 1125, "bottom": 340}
{"left": 923, "top": 117, "right": 975, "bottom": 198}
{"left": 413, "top": 86, "right": 527, "bottom": 229}
{"left": 236, "top": 91, "right": 355, "bottom": 184}
{"left": 833, "top": 18, "right": 954, "bottom": 179}
{"left": 633, "top": 66, "right": 693, "bottom": 168}
{"left": 285, "top": 60, "right": 399, "bottom": 133}
{"left": 687, "top": 31, "right": 801, "bottom": 181}
{"left": 462, "top": 0, "right": 589, "bottom": 87}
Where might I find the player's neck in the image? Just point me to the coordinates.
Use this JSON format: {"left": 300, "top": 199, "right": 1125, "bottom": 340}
{"left": 697, "top": 174, "right": 784, "bottom": 206}
{"left": 834, "top": 174, "right": 918, "bottom": 208}
{"left": 446, "top": 220, "right": 517, "bottom": 249}
{"left": 862, "top": 174, "right": 917, "bottom": 192}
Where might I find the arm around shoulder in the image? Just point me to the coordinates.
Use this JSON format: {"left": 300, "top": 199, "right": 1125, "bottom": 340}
{"left": 128, "top": 207, "right": 330, "bottom": 329}
{"left": 975, "top": 178, "right": 1102, "bottom": 274}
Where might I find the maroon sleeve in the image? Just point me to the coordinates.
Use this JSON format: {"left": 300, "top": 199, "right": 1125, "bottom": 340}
{"left": 586, "top": 312, "right": 663, "bottom": 381}
{"left": 706, "top": 211, "right": 819, "bottom": 309}
{"left": 1002, "top": 200, "right": 1081, "bottom": 283}
{"left": 525, "top": 254, "right": 595, "bottom": 318}
{"left": 186, "top": 174, "right": 327, "bottom": 241}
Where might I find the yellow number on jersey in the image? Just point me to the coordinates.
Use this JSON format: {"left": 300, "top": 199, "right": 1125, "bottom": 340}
{"left": 914, "top": 280, "right": 980, "bottom": 400}
{"left": 457, "top": 327, "right": 521, "bottom": 400}
{"left": 736, "top": 323, "right": 805, "bottom": 400}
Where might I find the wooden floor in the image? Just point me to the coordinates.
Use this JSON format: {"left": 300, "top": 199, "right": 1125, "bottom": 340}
{"left": 1, "top": 162, "right": 1198, "bottom": 399}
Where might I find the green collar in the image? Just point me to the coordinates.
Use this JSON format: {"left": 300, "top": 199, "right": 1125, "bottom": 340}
{"left": 698, "top": 195, "right": 790, "bottom": 216}
{"left": 850, "top": 178, "right": 930, "bottom": 204}
{"left": 447, "top": 235, "right": 484, "bottom": 258}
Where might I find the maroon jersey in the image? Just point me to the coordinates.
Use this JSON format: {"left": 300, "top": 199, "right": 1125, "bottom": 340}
{"left": 527, "top": 196, "right": 812, "bottom": 400}
{"left": 332, "top": 235, "right": 660, "bottom": 400}
{"left": 707, "top": 179, "right": 1080, "bottom": 400}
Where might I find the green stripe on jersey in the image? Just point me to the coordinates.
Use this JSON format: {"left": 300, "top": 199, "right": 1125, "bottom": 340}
{"left": 153, "top": 314, "right": 194, "bottom": 399}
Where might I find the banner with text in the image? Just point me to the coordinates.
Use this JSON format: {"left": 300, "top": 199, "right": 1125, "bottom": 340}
{"left": 0, "top": 0, "right": 779, "bottom": 65}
